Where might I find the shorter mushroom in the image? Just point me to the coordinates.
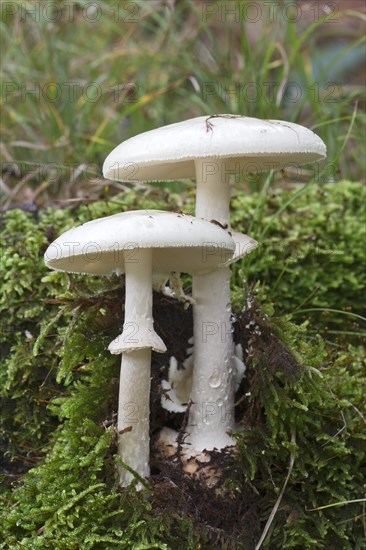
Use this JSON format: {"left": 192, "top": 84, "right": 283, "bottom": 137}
{"left": 44, "top": 210, "right": 236, "bottom": 486}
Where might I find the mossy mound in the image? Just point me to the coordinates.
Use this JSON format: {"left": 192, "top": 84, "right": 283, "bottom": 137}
{"left": 1, "top": 181, "right": 365, "bottom": 548}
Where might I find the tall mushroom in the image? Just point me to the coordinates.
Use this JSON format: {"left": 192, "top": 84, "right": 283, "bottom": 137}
{"left": 44, "top": 209, "right": 236, "bottom": 485}
{"left": 103, "top": 115, "right": 327, "bottom": 452}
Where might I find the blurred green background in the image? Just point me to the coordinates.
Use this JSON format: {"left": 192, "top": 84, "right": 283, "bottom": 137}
{"left": 1, "top": 0, "right": 365, "bottom": 207}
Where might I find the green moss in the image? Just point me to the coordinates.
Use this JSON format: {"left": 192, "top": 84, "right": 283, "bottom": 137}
{"left": 233, "top": 308, "right": 366, "bottom": 549}
{"left": 1, "top": 181, "right": 365, "bottom": 548}
{"left": 231, "top": 181, "right": 366, "bottom": 328}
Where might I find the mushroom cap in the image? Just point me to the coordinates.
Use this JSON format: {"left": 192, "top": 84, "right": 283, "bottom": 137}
{"left": 103, "top": 115, "right": 326, "bottom": 182}
{"left": 44, "top": 210, "right": 235, "bottom": 276}
{"left": 226, "top": 232, "right": 258, "bottom": 265}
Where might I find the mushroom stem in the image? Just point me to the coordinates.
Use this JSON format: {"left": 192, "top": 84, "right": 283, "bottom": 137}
{"left": 187, "top": 158, "right": 235, "bottom": 450}
{"left": 109, "top": 248, "right": 165, "bottom": 354}
{"left": 115, "top": 249, "right": 163, "bottom": 486}
{"left": 195, "top": 157, "right": 230, "bottom": 225}
{"left": 188, "top": 267, "right": 235, "bottom": 450}
{"left": 118, "top": 348, "right": 151, "bottom": 485}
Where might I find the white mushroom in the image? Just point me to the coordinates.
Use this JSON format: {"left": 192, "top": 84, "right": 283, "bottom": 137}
{"left": 44, "top": 210, "right": 236, "bottom": 486}
{"left": 103, "top": 115, "right": 326, "bottom": 453}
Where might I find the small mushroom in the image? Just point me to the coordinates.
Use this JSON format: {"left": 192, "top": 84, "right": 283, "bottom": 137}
{"left": 44, "top": 209, "right": 236, "bottom": 486}
{"left": 103, "top": 115, "right": 326, "bottom": 453}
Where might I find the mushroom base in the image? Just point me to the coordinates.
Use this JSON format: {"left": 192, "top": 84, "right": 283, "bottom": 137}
{"left": 155, "top": 427, "right": 236, "bottom": 488}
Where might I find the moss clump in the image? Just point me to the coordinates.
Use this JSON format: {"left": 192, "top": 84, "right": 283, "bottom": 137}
{"left": 234, "top": 300, "right": 366, "bottom": 549}
{"left": 1, "top": 181, "right": 365, "bottom": 548}
{"left": 1, "top": 332, "right": 193, "bottom": 549}
{"left": 231, "top": 180, "right": 366, "bottom": 328}
{"left": 1, "top": 297, "right": 365, "bottom": 549}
